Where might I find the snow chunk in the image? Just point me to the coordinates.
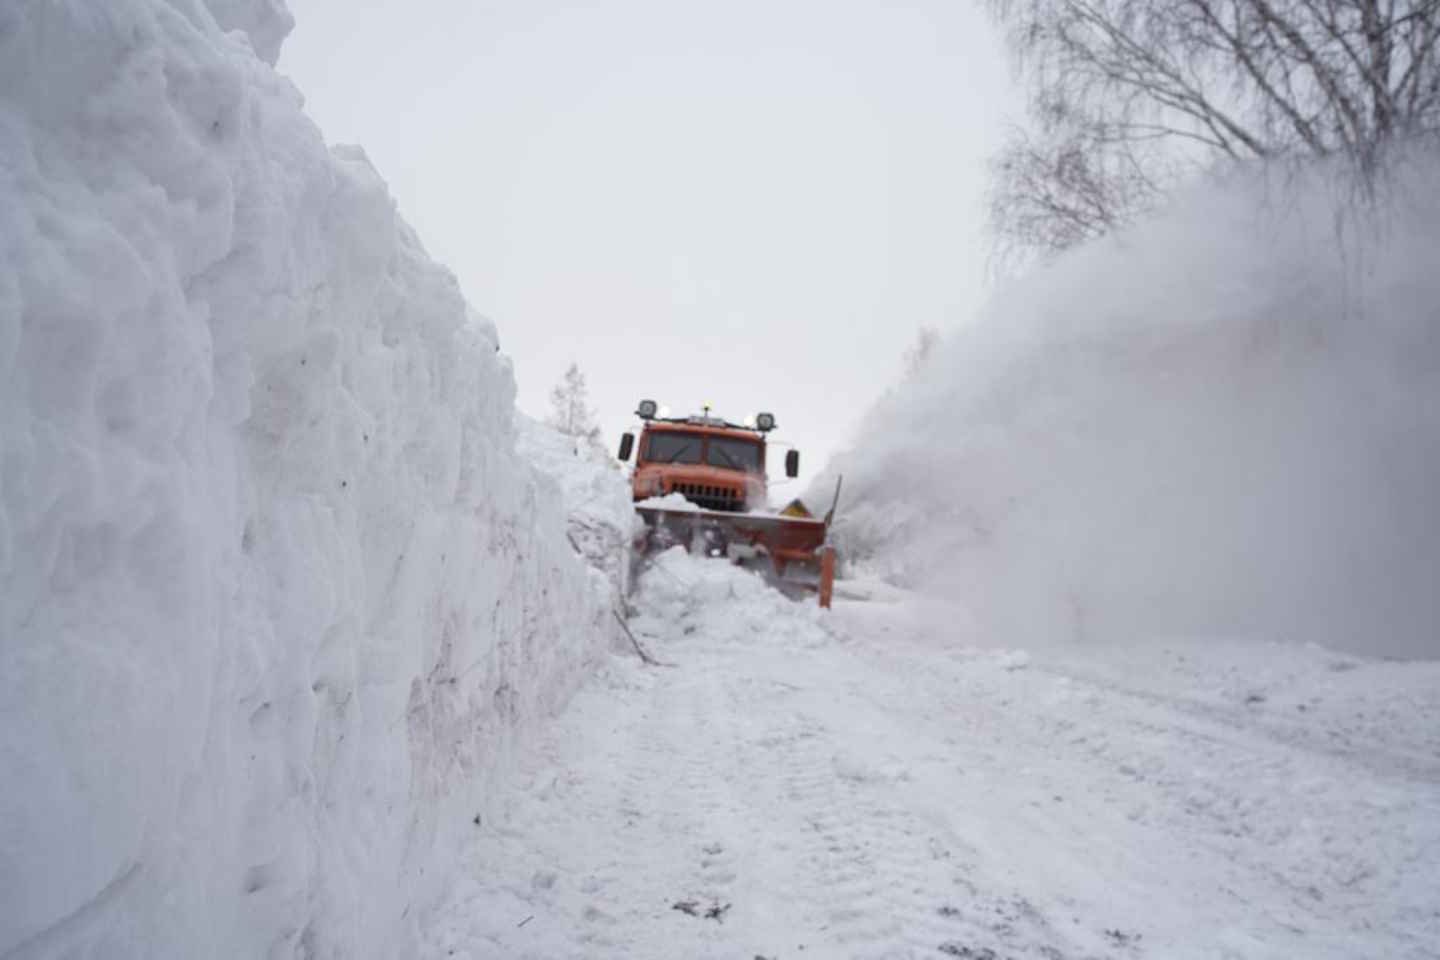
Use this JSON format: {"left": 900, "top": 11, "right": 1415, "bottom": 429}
{"left": 207, "top": 0, "right": 295, "bottom": 65}
{"left": 993, "top": 650, "right": 1032, "bottom": 672}
{"left": 637, "top": 492, "right": 700, "bottom": 512}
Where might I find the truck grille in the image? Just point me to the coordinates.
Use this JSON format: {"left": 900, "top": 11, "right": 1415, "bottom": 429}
{"left": 671, "top": 482, "right": 743, "bottom": 512}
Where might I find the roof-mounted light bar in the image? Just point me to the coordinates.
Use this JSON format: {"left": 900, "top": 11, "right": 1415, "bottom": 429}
{"left": 637, "top": 401, "right": 777, "bottom": 433}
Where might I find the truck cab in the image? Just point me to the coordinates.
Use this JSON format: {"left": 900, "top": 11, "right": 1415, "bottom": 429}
{"left": 617, "top": 403, "right": 799, "bottom": 512}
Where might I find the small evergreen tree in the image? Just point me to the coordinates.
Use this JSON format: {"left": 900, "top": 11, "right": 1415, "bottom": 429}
{"left": 548, "top": 362, "right": 602, "bottom": 444}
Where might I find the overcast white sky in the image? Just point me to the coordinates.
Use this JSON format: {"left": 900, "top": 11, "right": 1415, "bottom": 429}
{"left": 280, "top": 0, "right": 1018, "bottom": 488}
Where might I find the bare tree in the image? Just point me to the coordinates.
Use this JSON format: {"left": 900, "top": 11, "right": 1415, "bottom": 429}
{"left": 548, "top": 362, "right": 601, "bottom": 444}
{"left": 988, "top": 123, "right": 1171, "bottom": 260}
{"left": 987, "top": 0, "right": 1440, "bottom": 255}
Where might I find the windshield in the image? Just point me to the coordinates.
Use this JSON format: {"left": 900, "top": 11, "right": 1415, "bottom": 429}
{"left": 645, "top": 432, "right": 702, "bottom": 465}
{"left": 705, "top": 437, "right": 762, "bottom": 472}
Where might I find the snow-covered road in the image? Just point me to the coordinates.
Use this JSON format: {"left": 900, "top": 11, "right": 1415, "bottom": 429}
{"left": 427, "top": 552, "right": 1440, "bottom": 960}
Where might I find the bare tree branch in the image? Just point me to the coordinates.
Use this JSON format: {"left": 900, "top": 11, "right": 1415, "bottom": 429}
{"left": 985, "top": 0, "right": 1440, "bottom": 257}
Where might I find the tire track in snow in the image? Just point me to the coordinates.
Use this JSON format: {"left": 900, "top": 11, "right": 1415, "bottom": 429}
{"left": 1024, "top": 660, "right": 1440, "bottom": 787}
{"left": 764, "top": 713, "right": 955, "bottom": 955}
{"left": 827, "top": 606, "right": 1440, "bottom": 960}
{"left": 745, "top": 700, "right": 1084, "bottom": 960}
{"left": 429, "top": 556, "right": 1438, "bottom": 959}
{"left": 428, "top": 556, "right": 1097, "bottom": 959}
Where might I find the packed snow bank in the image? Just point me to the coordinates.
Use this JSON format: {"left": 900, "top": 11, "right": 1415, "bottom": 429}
{"left": 818, "top": 157, "right": 1440, "bottom": 659}
{"left": 630, "top": 546, "right": 832, "bottom": 651}
{"left": 0, "top": 2, "right": 609, "bottom": 957}
{"left": 516, "top": 416, "right": 636, "bottom": 609}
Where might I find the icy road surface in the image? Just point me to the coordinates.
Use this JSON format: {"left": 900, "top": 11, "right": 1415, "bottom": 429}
{"left": 428, "top": 551, "right": 1440, "bottom": 959}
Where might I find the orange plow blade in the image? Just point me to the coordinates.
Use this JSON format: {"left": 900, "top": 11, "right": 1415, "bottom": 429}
{"left": 633, "top": 505, "right": 837, "bottom": 608}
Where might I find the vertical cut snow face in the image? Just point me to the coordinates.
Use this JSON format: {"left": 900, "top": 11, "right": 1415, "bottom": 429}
{"left": 0, "top": 1, "right": 610, "bottom": 956}
{"left": 515, "top": 416, "right": 639, "bottom": 610}
{"left": 818, "top": 160, "right": 1440, "bottom": 659}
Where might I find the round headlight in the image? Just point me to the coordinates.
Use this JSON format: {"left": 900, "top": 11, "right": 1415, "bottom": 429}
{"left": 636, "top": 399, "right": 658, "bottom": 419}
{"left": 755, "top": 412, "right": 776, "bottom": 431}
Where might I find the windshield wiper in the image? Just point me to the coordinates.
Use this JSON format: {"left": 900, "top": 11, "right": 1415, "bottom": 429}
{"left": 664, "top": 444, "right": 696, "bottom": 464}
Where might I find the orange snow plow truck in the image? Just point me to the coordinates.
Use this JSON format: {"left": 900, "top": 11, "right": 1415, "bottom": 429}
{"left": 617, "top": 400, "right": 840, "bottom": 608}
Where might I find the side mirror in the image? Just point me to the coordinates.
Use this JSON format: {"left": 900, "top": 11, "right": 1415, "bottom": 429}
{"left": 785, "top": 449, "right": 800, "bottom": 478}
{"left": 618, "top": 432, "right": 634, "bottom": 462}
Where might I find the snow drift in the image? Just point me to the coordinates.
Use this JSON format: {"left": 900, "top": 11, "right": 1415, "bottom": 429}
{"left": 819, "top": 157, "right": 1440, "bottom": 659}
{"left": 0, "top": 1, "right": 617, "bottom": 956}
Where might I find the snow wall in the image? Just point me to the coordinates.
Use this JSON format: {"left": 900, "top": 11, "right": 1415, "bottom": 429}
{"left": 0, "top": 1, "right": 620, "bottom": 956}
{"left": 818, "top": 156, "right": 1440, "bottom": 660}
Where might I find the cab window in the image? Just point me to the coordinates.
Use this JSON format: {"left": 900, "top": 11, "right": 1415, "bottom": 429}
{"left": 645, "top": 432, "right": 703, "bottom": 464}
{"left": 705, "top": 437, "right": 762, "bottom": 472}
